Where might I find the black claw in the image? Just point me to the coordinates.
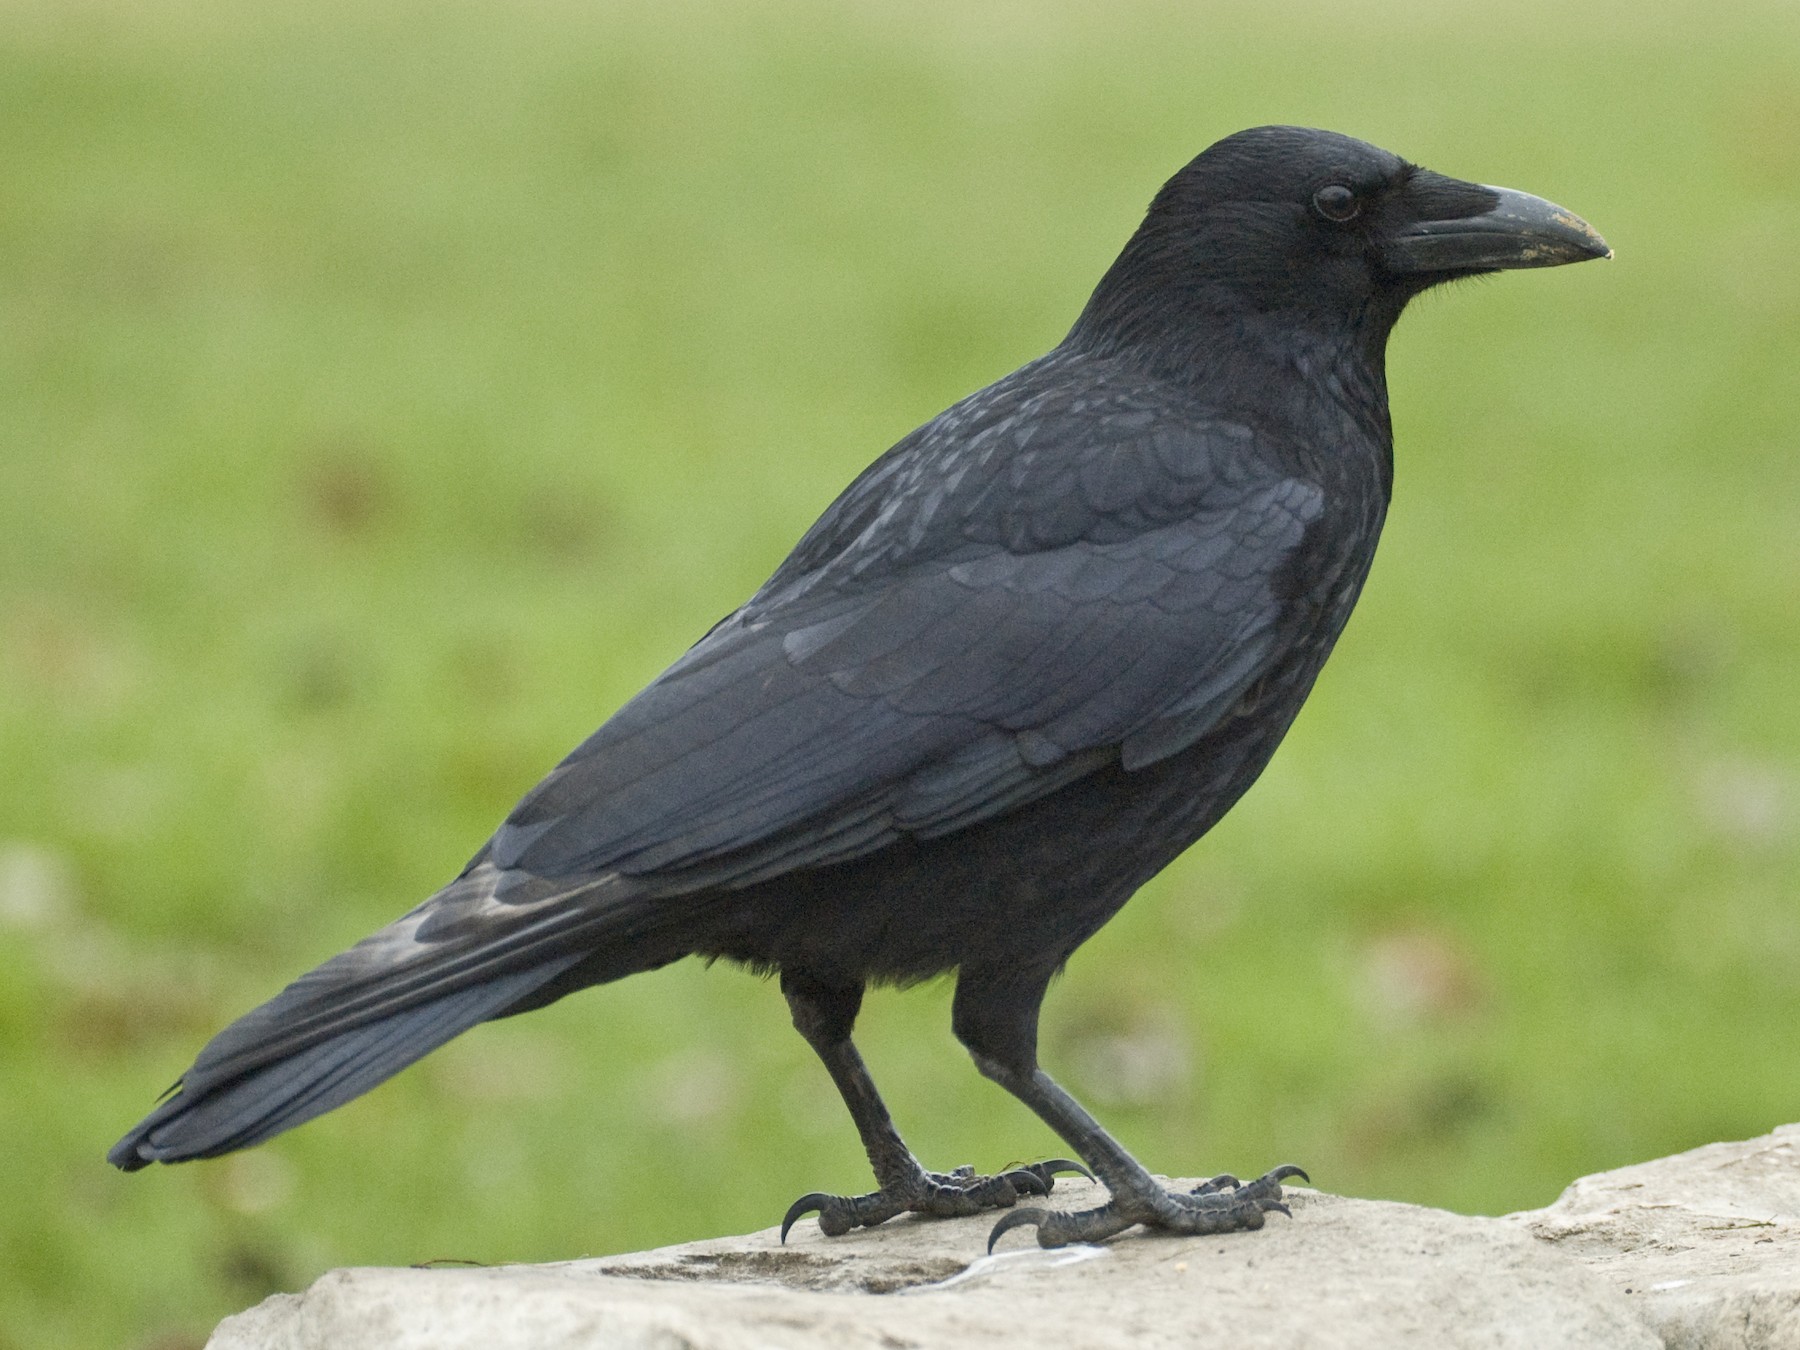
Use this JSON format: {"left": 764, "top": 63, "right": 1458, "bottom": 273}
{"left": 1191, "top": 1172, "right": 1241, "bottom": 1195}
{"left": 780, "top": 1193, "right": 829, "bottom": 1244}
{"left": 1000, "top": 1167, "right": 1050, "bottom": 1198}
{"left": 987, "top": 1206, "right": 1047, "bottom": 1253}
{"left": 1265, "top": 1201, "right": 1292, "bottom": 1219}
{"left": 1269, "top": 1164, "right": 1309, "bottom": 1185}
{"left": 1039, "top": 1157, "right": 1095, "bottom": 1182}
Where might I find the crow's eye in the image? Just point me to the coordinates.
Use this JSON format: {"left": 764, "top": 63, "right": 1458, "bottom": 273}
{"left": 1312, "top": 185, "right": 1360, "bottom": 223}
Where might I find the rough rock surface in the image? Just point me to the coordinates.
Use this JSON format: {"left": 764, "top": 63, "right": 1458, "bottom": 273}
{"left": 208, "top": 1127, "right": 1800, "bottom": 1349}
{"left": 1516, "top": 1124, "right": 1800, "bottom": 1349}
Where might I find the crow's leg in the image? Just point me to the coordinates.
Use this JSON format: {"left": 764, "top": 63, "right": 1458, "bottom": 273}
{"left": 778, "top": 969, "right": 1087, "bottom": 1240}
{"left": 952, "top": 963, "right": 1306, "bottom": 1250}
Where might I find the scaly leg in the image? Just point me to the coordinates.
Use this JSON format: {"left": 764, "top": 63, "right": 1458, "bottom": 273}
{"left": 951, "top": 963, "right": 1305, "bottom": 1251}
{"left": 778, "top": 970, "right": 1087, "bottom": 1240}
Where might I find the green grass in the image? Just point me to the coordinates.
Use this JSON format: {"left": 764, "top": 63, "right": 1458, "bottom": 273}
{"left": 3, "top": 0, "right": 1799, "bottom": 1344}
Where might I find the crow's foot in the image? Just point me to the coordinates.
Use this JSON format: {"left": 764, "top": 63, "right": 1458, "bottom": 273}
{"left": 781, "top": 1159, "right": 1092, "bottom": 1241}
{"left": 987, "top": 1163, "right": 1308, "bottom": 1250}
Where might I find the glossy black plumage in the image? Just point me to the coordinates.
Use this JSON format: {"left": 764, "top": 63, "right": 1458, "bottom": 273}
{"left": 111, "top": 128, "right": 1607, "bottom": 1246}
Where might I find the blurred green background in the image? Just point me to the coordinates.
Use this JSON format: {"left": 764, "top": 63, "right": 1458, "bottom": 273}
{"left": 3, "top": 0, "right": 1798, "bottom": 1344}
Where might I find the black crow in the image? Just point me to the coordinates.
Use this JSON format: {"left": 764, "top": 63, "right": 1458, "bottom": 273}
{"left": 111, "top": 126, "right": 1608, "bottom": 1249}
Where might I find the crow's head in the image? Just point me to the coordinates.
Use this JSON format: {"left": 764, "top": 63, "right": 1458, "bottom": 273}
{"left": 1074, "top": 126, "right": 1609, "bottom": 365}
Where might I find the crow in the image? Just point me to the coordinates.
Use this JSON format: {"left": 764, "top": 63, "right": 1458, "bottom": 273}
{"left": 111, "top": 126, "right": 1608, "bottom": 1249}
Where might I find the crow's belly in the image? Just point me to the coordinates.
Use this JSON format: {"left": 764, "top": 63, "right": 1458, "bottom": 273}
{"left": 699, "top": 688, "right": 1306, "bottom": 985}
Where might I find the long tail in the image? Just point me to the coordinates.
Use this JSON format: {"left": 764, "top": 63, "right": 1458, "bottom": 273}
{"left": 109, "top": 863, "right": 670, "bottom": 1169}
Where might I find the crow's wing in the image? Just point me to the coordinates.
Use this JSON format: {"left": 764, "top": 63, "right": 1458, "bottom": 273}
{"left": 491, "top": 410, "right": 1333, "bottom": 892}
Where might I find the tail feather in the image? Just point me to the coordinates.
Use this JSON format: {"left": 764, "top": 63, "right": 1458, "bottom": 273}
{"left": 108, "top": 863, "right": 675, "bottom": 1171}
{"left": 172, "top": 864, "right": 624, "bottom": 1087}
{"left": 109, "top": 960, "right": 577, "bottom": 1169}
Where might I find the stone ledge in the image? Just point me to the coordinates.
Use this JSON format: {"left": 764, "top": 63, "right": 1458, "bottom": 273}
{"left": 208, "top": 1125, "right": 1800, "bottom": 1349}
{"left": 1516, "top": 1125, "right": 1800, "bottom": 1348}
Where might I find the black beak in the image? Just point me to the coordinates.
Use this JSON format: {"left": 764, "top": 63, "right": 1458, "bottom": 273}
{"left": 1383, "top": 185, "right": 1611, "bottom": 274}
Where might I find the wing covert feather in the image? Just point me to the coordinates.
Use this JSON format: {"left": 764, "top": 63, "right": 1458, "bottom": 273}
{"left": 493, "top": 461, "right": 1326, "bottom": 886}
